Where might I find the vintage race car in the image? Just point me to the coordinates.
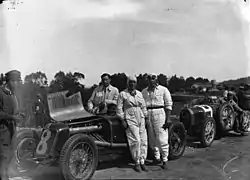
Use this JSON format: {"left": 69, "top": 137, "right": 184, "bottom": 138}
{"left": 13, "top": 91, "right": 187, "bottom": 180}
{"left": 180, "top": 96, "right": 250, "bottom": 147}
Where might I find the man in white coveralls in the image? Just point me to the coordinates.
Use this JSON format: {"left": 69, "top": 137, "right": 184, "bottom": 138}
{"left": 142, "top": 73, "right": 173, "bottom": 169}
{"left": 116, "top": 75, "right": 149, "bottom": 173}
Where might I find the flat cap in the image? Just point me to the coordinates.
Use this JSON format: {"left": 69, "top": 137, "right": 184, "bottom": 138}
{"left": 5, "top": 70, "right": 21, "bottom": 81}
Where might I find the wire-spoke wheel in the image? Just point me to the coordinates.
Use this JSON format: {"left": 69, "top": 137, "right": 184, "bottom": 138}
{"left": 240, "top": 111, "right": 250, "bottom": 133}
{"left": 200, "top": 117, "right": 216, "bottom": 147}
{"left": 168, "top": 121, "right": 186, "bottom": 160}
{"left": 218, "top": 103, "right": 235, "bottom": 132}
{"left": 16, "top": 137, "right": 37, "bottom": 162}
{"left": 60, "top": 134, "right": 98, "bottom": 180}
{"left": 13, "top": 129, "right": 39, "bottom": 173}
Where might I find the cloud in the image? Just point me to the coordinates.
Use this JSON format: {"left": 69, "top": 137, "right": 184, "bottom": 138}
{"left": 2, "top": 0, "right": 143, "bottom": 77}
{"left": 60, "top": 0, "right": 143, "bottom": 19}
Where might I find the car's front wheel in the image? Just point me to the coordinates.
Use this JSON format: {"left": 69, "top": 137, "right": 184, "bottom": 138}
{"left": 200, "top": 117, "right": 216, "bottom": 147}
{"left": 168, "top": 121, "right": 186, "bottom": 160}
{"left": 60, "top": 134, "right": 98, "bottom": 180}
{"left": 217, "top": 102, "right": 235, "bottom": 132}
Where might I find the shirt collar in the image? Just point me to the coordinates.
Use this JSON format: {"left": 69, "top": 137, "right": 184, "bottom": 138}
{"left": 102, "top": 84, "right": 111, "bottom": 91}
{"left": 127, "top": 89, "right": 137, "bottom": 96}
{"left": 147, "top": 84, "right": 159, "bottom": 91}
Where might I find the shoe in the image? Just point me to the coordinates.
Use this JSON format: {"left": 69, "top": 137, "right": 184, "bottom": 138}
{"left": 153, "top": 159, "right": 161, "bottom": 165}
{"left": 134, "top": 164, "right": 141, "bottom": 173}
{"left": 235, "top": 129, "right": 241, "bottom": 133}
{"left": 140, "top": 164, "right": 149, "bottom": 172}
{"left": 161, "top": 161, "right": 168, "bottom": 170}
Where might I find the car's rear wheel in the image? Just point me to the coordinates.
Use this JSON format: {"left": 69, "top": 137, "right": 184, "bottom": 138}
{"left": 217, "top": 102, "right": 235, "bottom": 132}
{"left": 168, "top": 121, "right": 186, "bottom": 160}
{"left": 13, "top": 129, "right": 39, "bottom": 172}
{"left": 200, "top": 117, "right": 216, "bottom": 147}
{"left": 60, "top": 134, "right": 98, "bottom": 180}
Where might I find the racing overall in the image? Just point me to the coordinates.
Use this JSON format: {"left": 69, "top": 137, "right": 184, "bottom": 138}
{"left": 142, "top": 85, "right": 173, "bottom": 163}
{"left": 117, "top": 89, "right": 148, "bottom": 165}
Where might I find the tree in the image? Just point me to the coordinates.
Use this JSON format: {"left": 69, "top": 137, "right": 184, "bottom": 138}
{"left": 158, "top": 74, "right": 168, "bottom": 88}
{"left": 111, "top": 73, "right": 128, "bottom": 92}
{"left": 137, "top": 73, "right": 148, "bottom": 91}
{"left": 185, "top": 76, "right": 195, "bottom": 88}
{"left": 24, "top": 71, "right": 48, "bottom": 87}
{"left": 49, "top": 71, "right": 85, "bottom": 93}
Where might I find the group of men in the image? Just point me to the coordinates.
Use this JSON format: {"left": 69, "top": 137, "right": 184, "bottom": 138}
{"left": 87, "top": 73, "right": 173, "bottom": 172}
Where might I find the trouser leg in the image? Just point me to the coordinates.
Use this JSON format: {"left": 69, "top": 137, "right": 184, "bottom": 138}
{"left": 126, "top": 125, "right": 140, "bottom": 164}
{"left": 153, "top": 112, "right": 169, "bottom": 162}
{"left": 148, "top": 111, "right": 160, "bottom": 160}
{"left": 139, "top": 122, "right": 148, "bottom": 164}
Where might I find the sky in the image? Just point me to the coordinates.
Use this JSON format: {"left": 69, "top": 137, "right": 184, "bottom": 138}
{"left": 0, "top": 0, "right": 250, "bottom": 86}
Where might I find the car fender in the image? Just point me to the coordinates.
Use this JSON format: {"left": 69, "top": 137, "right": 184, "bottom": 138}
{"left": 12, "top": 128, "right": 40, "bottom": 147}
{"left": 35, "top": 123, "right": 70, "bottom": 158}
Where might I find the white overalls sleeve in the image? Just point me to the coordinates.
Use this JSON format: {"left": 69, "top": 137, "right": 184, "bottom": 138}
{"left": 139, "top": 92, "right": 148, "bottom": 118}
{"left": 116, "top": 92, "right": 125, "bottom": 120}
{"left": 163, "top": 87, "right": 173, "bottom": 111}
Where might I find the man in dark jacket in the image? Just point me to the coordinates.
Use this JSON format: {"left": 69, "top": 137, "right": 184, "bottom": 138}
{"left": 0, "top": 70, "right": 24, "bottom": 180}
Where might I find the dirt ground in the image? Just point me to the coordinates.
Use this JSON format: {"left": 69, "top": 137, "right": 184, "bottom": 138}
{"left": 8, "top": 132, "right": 250, "bottom": 180}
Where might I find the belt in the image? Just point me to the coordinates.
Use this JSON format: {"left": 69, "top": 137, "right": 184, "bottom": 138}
{"left": 147, "top": 106, "right": 165, "bottom": 110}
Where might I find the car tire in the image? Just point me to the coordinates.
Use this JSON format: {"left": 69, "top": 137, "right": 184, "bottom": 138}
{"left": 217, "top": 102, "right": 235, "bottom": 132}
{"left": 200, "top": 117, "right": 216, "bottom": 147}
{"left": 60, "top": 134, "right": 98, "bottom": 180}
{"left": 239, "top": 111, "right": 250, "bottom": 134}
{"left": 13, "top": 128, "right": 39, "bottom": 171}
{"left": 168, "top": 121, "right": 186, "bottom": 160}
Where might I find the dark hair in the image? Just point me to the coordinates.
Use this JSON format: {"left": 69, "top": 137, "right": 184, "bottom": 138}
{"left": 101, "top": 73, "right": 111, "bottom": 79}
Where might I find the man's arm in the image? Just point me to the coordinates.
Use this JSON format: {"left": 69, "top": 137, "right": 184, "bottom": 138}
{"left": 105, "top": 88, "right": 119, "bottom": 105}
{"left": 116, "top": 92, "right": 125, "bottom": 120}
{"left": 163, "top": 87, "right": 173, "bottom": 123}
{"left": 87, "top": 88, "right": 97, "bottom": 111}
{"left": 139, "top": 92, "right": 148, "bottom": 118}
{"left": 231, "top": 100, "right": 244, "bottom": 112}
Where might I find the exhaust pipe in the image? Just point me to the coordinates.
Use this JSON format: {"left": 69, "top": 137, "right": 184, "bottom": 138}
{"left": 95, "top": 141, "right": 127, "bottom": 148}
{"left": 69, "top": 125, "right": 102, "bottom": 134}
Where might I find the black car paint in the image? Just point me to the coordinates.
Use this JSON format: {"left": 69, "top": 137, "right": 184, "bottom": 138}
{"left": 180, "top": 106, "right": 212, "bottom": 136}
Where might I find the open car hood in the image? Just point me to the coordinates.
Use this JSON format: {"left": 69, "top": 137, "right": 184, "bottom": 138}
{"left": 47, "top": 90, "right": 94, "bottom": 122}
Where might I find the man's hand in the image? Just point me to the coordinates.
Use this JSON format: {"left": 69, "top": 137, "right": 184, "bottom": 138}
{"left": 10, "top": 115, "right": 24, "bottom": 123}
{"left": 99, "top": 102, "right": 107, "bottom": 111}
{"left": 121, "top": 120, "right": 128, "bottom": 129}
{"left": 162, "top": 119, "right": 172, "bottom": 130}
{"left": 89, "top": 107, "right": 99, "bottom": 114}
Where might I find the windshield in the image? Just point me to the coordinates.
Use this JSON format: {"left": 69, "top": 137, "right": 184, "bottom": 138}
{"left": 47, "top": 91, "right": 93, "bottom": 122}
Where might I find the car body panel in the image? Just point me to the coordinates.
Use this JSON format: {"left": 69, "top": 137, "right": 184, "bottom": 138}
{"left": 180, "top": 104, "right": 214, "bottom": 136}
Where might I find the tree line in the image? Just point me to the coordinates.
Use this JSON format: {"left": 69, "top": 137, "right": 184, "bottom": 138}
{"left": 0, "top": 70, "right": 243, "bottom": 126}
{"left": 0, "top": 71, "right": 214, "bottom": 107}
